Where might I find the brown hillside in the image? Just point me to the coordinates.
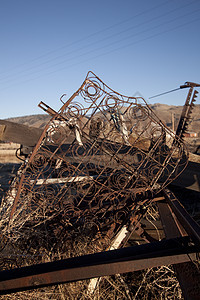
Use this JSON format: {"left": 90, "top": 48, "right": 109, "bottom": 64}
{"left": 6, "top": 114, "right": 51, "bottom": 129}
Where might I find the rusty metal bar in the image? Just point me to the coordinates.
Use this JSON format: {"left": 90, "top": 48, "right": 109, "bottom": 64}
{"left": 0, "top": 237, "right": 198, "bottom": 295}
{"left": 158, "top": 200, "right": 200, "bottom": 300}
{"left": 158, "top": 201, "right": 187, "bottom": 239}
{"left": 163, "top": 189, "right": 200, "bottom": 246}
{"left": 38, "top": 101, "right": 57, "bottom": 116}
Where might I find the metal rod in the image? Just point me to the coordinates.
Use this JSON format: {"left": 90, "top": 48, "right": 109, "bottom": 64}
{"left": 149, "top": 88, "right": 181, "bottom": 99}
{"left": 0, "top": 237, "right": 198, "bottom": 295}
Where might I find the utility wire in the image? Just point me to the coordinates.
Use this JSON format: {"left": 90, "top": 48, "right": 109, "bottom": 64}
{"left": 0, "top": 0, "right": 173, "bottom": 77}
{"left": 0, "top": 15, "right": 199, "bottom": 93}
{"left": 0, "top": 0, "right": 197, "bottom": 82}
{"left": 0, "top": 0, "right": 198, "bottom": 83}
{"left": 0, "top": 2, "right": 199, "bottom": 87}
{"left": 149, "top": 88, "right": 182, "bottom": 99}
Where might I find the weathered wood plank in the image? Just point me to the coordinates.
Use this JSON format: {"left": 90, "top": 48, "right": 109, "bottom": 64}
{"left": 0, "top": 120, "right": 43, "bottom": 146}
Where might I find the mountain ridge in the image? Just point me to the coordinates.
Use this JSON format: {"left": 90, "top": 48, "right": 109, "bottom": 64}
{"left": 5, "top": 104, "right": 200, "bottom": 134}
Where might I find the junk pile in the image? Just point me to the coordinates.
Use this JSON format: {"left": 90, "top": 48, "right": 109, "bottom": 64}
{"left": 0, "top": 72, "right": 199, "bottom": 299}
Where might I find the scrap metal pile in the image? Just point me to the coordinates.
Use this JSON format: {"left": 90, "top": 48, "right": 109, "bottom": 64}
{"left": 0, "top": 72, "right": 199, "bottom": 298}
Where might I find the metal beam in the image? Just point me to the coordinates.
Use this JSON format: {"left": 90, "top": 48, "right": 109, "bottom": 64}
{"left": 163, "top": 189, "right": 200, "bottom": 246}
{"left": 0, "top": 237, "right": 198, "bottom": 295}
{"left": 158, "top": 200, "right": 200, "bottom": 300}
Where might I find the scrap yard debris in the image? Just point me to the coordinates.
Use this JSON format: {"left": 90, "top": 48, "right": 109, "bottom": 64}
{"left": 0, "top": 72, "right": 199, "bottom": 299}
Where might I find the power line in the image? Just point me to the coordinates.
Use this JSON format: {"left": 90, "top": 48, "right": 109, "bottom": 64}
{"left": 0, "top": 0, "right": 199, "bottom": 86}
{"left": 0, "top": 15, "right": 199, "bottom": 93}
{"left": 0, "top": 0, "right": 173, "bottom": 77}
{"left": 149, "top": 88, "right": 181, "bottom": 99}
{"left": 0, "top": 0, "right": 196, "bottom": 82}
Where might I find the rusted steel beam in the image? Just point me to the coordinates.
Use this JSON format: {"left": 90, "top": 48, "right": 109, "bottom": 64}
{"left": 174, "top": 262, "right": 200, "bottom": 300}
{"left": 0, "top": 120, "right": 43, "bottom": 146}
{"left": 158, "top": 201, "right": 200, "bottom": 300}
{"left": 163, "top": 189, "right": 200, "bottom": 246}
{"left": 0, "top": 237, "right": 198, "bottom": 295}
{"left": 172, "top": 156, "right": 200, "bottom": 193}
{"left": 158, "top": 201, "right": 187, "bottom": 239}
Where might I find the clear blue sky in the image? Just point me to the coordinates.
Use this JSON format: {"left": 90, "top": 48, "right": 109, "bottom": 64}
{"left": 0, "top": 0, "right": 200, "bottom": 118}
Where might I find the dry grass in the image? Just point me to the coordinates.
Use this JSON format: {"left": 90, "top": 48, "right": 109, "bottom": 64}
{"left": 0, "top": 193, "right": 187, "bottom": 299}
{"left": 1, "top": 166, "right": 199, "bottom": 299}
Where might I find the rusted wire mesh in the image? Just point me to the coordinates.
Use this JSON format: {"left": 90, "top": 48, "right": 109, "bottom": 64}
{"left": 1, "top": 71, "right": 188, "bottom": 241}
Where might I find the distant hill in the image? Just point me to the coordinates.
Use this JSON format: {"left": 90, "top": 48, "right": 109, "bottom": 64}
{"left": 6, "top": 114, "right": 51, "bottom": 129}
{"left": 6, "top": 104, "right": 200, "bottom": 135}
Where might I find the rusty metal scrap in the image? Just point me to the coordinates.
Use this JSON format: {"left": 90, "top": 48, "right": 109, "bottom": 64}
{"left": 6, "top": 72, "right": 188, "bottom": 223}
{"left": 175, "top": 82, "right": 200, "bottom": 139}
{"left": 0, "top": 189, "right": 200, "bottom": 296}
{"left": 0, "top": 236, "right": 198, "bottom": 295}
{"left": 158, "top": 200, "right": 200, "bottom": 300}
{"left": 0, "top": 72, "right": 200, "bottom": 298}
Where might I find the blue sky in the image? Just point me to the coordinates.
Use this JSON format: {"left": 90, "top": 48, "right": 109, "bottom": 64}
{"left": 0, "top": 0, "right": 200, "bottom": 118}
